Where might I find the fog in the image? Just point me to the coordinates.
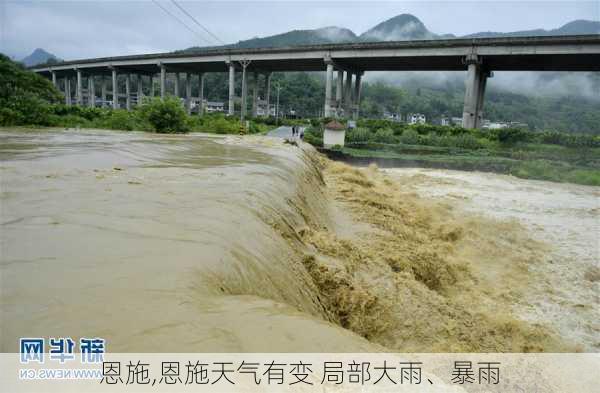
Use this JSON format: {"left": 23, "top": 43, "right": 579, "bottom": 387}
{"left": 365, "top": 71, "right": 600, "bottom": 101}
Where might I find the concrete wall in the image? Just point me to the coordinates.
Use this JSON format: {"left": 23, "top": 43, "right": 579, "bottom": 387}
{"left": 324, "top": 129, "right": 346, "bottom": 148}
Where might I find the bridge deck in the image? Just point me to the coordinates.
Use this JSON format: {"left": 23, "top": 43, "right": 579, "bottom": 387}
{"left": 32, "top": 35, "right": 600, "bottom": 75}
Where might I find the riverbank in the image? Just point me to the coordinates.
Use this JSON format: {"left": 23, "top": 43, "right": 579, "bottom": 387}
{"left": 318, "top": 144, "right": 600, "bottom": 186}
{"left": 301, "top": 119, "right": 600, "bottom": 187}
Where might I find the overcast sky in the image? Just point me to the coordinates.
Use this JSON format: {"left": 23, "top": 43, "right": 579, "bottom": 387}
{"left": 1, "top": 1, "right": 598, "bottom": 60}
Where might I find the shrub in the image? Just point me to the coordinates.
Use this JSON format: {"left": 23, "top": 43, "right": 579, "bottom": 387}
{"left": 0, "top": 107, "right": 22, "bottom": 126}
{"left": 346, "top": 127, "right": 371, "bottom": 143}
{"left": 212, "top": 117, "right": 240, "bottom": 134}
{"left": 190, "top": 113, "right": 241, "bottom": 134}
{"left": 399, "top": 129, "right": 420, "bottom": 145}
{"left": 248, "top": 121, "right": 262, "bottom": 134}
{"left": 357, "top": 118, "right": 406, "bottom": 135}
{"left": 47, "top": 114, "right": 90, "bottom": 128}
{"left": 138, "top": 96, "right": 189, "bottom": 133}
{"left": 410, "top": 123, "right": 439, "bottom": 135}
{"left": 430, "top": 133, "right": 482, "bottom": 149}
{"left": 373, "top": 128, "right": 397, "bottom": 144}
{"left": 492, "top": 127, "right": 531, "bottom": 145}
{"left": 303, "top": 126, "right": 323, "bottom": 147}
{"left": 51, "top": 105, "right": 109, "bottom": 121}
{"left": 98, "top": 110, "right": 141, "bottom": 131}
{"left": 538, "top": 131, "right": 600, "bottom": 148}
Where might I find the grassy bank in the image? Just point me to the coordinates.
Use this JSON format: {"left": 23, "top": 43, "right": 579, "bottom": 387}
{"left": 304, "top": 120, "right": 600, "bottom": 186}
{"left": 2, "top": 96, "right": 277, "bottom": 135}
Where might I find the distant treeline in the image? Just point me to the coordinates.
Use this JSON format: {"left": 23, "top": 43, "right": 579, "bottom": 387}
{"left": 191, "top": 72, "right": 600, "bottom": 135}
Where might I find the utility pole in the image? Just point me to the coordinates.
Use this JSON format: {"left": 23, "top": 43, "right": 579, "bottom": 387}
{"left": 239, "top": 59, "right": 251, "bottom": 121}
{"left": 274, "top": 82, "right": 282, "bottom": 121}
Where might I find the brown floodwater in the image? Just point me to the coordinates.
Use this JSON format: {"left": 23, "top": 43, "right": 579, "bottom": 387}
{"left": 0, "top": 128, "right": 376, "bottom": 352}
{"left": 384, "top": 168, "right": 599, "bottom": 351}
{"left": 1, "top": 129, "right": 597, "bottom": 354}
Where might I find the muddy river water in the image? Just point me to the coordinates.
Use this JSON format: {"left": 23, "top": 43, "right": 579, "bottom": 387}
{"left": 384, "top": 168, "right": 599, "bottom": 351}
{"left": 0, "top": 129, "right": 598, "bottom": 353}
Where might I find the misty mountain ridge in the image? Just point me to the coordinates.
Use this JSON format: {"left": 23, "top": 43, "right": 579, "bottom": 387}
{"left": 464, "top": 19, "right": 600, "bottom": 38}
{"left": 234, "top": 26, "right": 357, "bottom": 49}
{"left": 21, "top": 48, "right": 61, "bottom": 67}
{"left": 184, "top": 14, "right": 599, "bottom": 52}
{"left": 359, "top": 14, "right": 437, "bottom": 41}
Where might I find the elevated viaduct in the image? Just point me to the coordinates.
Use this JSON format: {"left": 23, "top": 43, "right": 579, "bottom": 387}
{"left": 32, "top": 35, "right": 600, "bottom": 128}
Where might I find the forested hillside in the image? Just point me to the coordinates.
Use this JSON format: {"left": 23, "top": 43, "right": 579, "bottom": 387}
{"left": 196, "top": 71, "right": 600, "bottom": 134}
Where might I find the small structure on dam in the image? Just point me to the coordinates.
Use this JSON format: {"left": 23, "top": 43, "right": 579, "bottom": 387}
{"left": 323, "top": 120, "right": 347, "bottom": 148}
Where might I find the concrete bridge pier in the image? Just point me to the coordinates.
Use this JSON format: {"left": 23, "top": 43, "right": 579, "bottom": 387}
{"left": 184, "top": 73, "right": 192, "bottom": 114}
{"left": 174, "top": 73, "right": 180, "bottom": 98}
{"left": 125, "top": 74, "right": 131, "bottom": 111}
{"left": 240, "top": 61, "right": 250, "bottom": 120}
{"left": 137, "top": 75, "right": 143, "bottom": 106}
{"left": 88, "top": 76, "right": 95, "bottom": 108}
{"left": 51, "top": 71, "right": 57, "bottom": 87}
{"left": 324, "top": 62, "right": 334, "bottom": 117}
{"left": 159, "top": 64, "right": 166, "bottom": 99}
{"left": 76, "top": 69, "right": 83, "bottom": 106}
{"left": 344, "top": 72, "right": 353, "bottom": 117}
{"left": 462, "top": 54, "right": 491, "bottom": 129}
{"left": 228, "top": 62, "right": 235, "bottom": 116}
{"left": 251, "top": 72, "right": 259, "bottom": 117}
{"left": 264, "top": 72, "right": 271, "bottom": 116}
{"left": 101, "top": 76, "right": 107, "bottom": 107}
{"left": 353, "top": 72, "right": 363, "bottom": 120}
{"left": 198, "top": 73, "right": 205, "bottom": 115}
{"left": 111, "top": 68, "right": 118, "bottom": 109}
{"left": 64, "top": 77, "right": 71, "bottom": 106}
{"left": 336, "top": 70, "right": 343, "bottom": 116}
{"left": 476, "top": 70, "right": 492, "bottom": 126}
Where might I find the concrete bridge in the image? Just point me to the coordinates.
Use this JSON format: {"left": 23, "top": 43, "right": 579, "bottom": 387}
{"left": 32, "top": 35, "right": 600, "bottom": 128}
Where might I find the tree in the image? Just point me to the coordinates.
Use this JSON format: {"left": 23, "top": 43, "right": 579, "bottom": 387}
{"left": 138, "top": 97, "right": 189, "bottom": 133}
{"left": 0, "top": 54, "right": 62, "bottom": 126}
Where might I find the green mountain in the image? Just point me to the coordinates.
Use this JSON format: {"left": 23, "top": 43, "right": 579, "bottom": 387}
{"left": 237, "top": 26, "right": 357, "bottom": 48}
{"left": 181, "top": 14, "right": 599, "bottom": 52}
{"left": 359, "top": 14, "right": 438, "bottom": 41}
{"left": 21, "top": 48, "right": 61, "bottom": 67}
{"left": 464, "top": 19, "right": 600, "bottom": 38}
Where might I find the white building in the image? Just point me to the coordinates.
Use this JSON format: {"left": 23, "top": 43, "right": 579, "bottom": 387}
{"left": 323, "top": 120, "right": 346, "bottom": 148}
{"left": 482, "top": 120, "right": 509, "bottom": 129}
{"left": 383, "top": 112, "right": 402, "bottom": 122}
{"left": 451, "top": 117, "right": 464, "bottom": 127}
{"left": 408, "top": 113, "right": 426, "bottom": 125}
{"left": 205, "top": 101, "right": 225, "bottom": 113}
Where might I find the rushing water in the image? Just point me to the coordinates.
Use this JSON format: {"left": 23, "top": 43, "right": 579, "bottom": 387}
{"left": 384, "top": 168, "right": 600, "bottom": 351}
{"left": 1, "top": 129, "right": 598, "bottom": 354}
{"left": 0, "top": 129, "right": 375, "bottom": 352}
